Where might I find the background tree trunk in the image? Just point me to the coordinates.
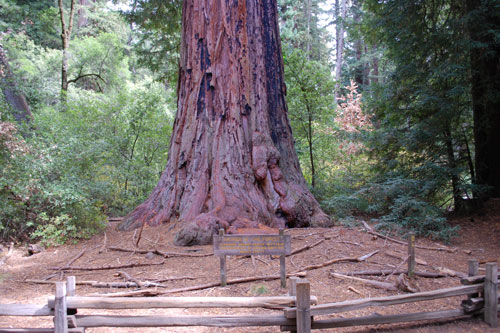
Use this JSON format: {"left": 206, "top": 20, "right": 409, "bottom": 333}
{"left": 58, "top": 0, "right": 76, "bottom": 97}
{"left": 335, "top": 0, "right": 347, "bottom": 99}
{"left": 119, "top": 0, "right": 330, "bottom": 246}
{"left": 467, "top": 0, "right": 500, "bottom": 199}
{"left": 77, "top": 0, "right": 91, "bottom": 29}
{"left": 0, "top": 45, "right": 32, "bottom": 124}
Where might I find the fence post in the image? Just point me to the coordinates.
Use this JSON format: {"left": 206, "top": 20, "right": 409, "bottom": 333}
{"left": 467, "top": 259, "right": 479, "bottom": 301}
{"left": 408, "top": 232, "right": 415, "bottom": 279}
{"left": 296, "top": 279, "right": 311, "bottom": 333}
{"left": 54, "top": 281, "right": 68, "bottom": 333}
{"left": 66, "top": 276, "right": 76, "bottom": 297}
{"left": 219, "top": 229, "right": 227, "bottom": 287}
{"left": 484, "top": 262, "right": 498, "bottom": 328}
{"left": 280, "top": 229, "right": 286, "bottom": 288}
{"left": 289, "top": 276, "right": 299, "bottom": 296}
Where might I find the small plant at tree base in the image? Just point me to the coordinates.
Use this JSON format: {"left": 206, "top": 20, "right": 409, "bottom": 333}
{"left": 249, "top": 284, "right": 269, "bottom": 296}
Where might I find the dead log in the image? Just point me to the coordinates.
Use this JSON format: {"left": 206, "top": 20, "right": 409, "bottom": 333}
{"left": 50, "top": 261, "right": 165, "bottom": 271}
{"left": 330, "top": 272, "right": 398, "bottom": 291}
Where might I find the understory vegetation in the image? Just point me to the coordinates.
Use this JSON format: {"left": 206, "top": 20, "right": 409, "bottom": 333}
{"left": 1, "top": 0, "right": 498, "bottom": 244}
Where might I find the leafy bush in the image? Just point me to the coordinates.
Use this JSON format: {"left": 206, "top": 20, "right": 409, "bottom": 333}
{"left": 357, "top": 177, "right": 458, "bottom": 241}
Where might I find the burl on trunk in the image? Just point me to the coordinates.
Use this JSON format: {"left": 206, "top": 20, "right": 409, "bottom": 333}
{"left": 119, "top": 0, "right": 330, "bottom": 245}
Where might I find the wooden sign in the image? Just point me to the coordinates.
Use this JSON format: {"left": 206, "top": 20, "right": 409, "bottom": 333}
{"left": 214, "top": 233, "right": 291, "bottom": 256}
{"left": 214, "top": 229, "right": 290, "bottom": 288}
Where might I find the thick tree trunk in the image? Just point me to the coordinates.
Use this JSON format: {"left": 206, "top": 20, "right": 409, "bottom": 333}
{"left": 0, "top": 45, "right": 32, "bottom": 124}
{"left": 467, "top": 0, "right": 500, "bottom": 198}
{"left": 119, "top": 0, "right": 330, "bottom": 245}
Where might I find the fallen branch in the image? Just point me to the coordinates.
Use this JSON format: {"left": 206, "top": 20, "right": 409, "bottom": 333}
{"left": 361, "top": 220, "right": 373, "bottom": 232}
{"left": 135, "top": 221, "right": 145, "bottom": 247}
{"left": 292, "top": 250, "right": 379, "bottom": 273}
{"left": 347, "top": 286, "right": 362, "bottom": 295}
{"left": 108, "top": 246, "right": 213, "bottom": 258}
{"left": 384, "top": 250, "right": 428, "bottom": 266}
{"left": 49, "top": 261, "right": 165, "bottom": 271}
{"left": 117, "top": 271, "right": 142, "bottom": 287}
{"left": 154, "top": 276, "right": 198, "bottom": 282}
{"left": 383, "top": 251, "right": 466, "bottom": 278}
{"left": 335, "top": 269, "right": 447, "bottom": 278}
{"left": 330, "top": 272, "right": 397, "bottom": 291}
{"left": 365, "top": 229, "right": 456, "bottom": 253}
{"left": 66, "top": 248, "right": 87, "bottom": 266}
{"left": 24, "top": 275, "right": 198, "bottom": 287}
{"left": 287, "top": 239, "right": 324, "bottom": 256}
{"left": 91, "top": 272, "right": 308, "bottom": 297}
{"left": 384, "top": 255, "right": 409, "bottom": 281}
{"left": 330, "top": 240, "right": 362, "bottom": 247}
{"left": 292, "top": 231, "right": 326, "bottom": 239}
{"left": 23, "top": 279, "right": 162, "bottom": 288}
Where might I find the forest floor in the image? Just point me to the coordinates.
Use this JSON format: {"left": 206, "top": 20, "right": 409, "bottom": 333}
{"left": 1, "top": 199, "right": 500, "bottom": 332}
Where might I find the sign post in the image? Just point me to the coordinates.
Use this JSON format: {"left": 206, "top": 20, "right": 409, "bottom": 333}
{"left": 214, "top": 229, "right": 291, "bottom": 288}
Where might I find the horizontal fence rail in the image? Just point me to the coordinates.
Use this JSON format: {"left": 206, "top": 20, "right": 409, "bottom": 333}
{"left": 0, "top": 304, "right": 54, "bottom": 316}
{"left": 47, "top": 295, "right": 317, "bottom": 310}
{"left": 74, "top": 314, "right": 295, "bottom": 328}
{"left": 284, "top": 284, "right": 484, "bottom": 318}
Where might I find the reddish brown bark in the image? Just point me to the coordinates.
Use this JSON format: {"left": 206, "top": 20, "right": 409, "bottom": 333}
{"left": 119, "top": 0, "right": 330, "bottom": 246}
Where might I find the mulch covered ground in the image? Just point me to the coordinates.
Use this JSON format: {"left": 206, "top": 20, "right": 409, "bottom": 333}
{"left": 1, "top": 199, "right": 499, "bottom": 332}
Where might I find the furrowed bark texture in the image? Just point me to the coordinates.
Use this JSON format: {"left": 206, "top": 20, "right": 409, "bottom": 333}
{"left": 119, "top": 0, "right": 330, "bottom": 245}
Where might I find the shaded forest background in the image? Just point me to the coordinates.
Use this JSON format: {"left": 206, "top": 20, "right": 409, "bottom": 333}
{"left": 1, "top": 0, "right": 498, "bottom": 245}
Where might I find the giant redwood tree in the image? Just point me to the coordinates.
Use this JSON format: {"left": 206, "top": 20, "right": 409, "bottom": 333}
{"left": 119, "top": 0, "right": 330, "bottom": 245}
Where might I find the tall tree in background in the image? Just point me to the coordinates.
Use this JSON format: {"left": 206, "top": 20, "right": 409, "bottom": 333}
{"left": 124, "top": 0, "right": 182, "bottom": 85}
{"left": 364, "top": 0, "right": 473, "bottom": 212}
{"left": 58, "top": 0, "right": 76, "bottom": 96}
{"left": 466, "top": 0, "right": 500, "bottom": 199}
{"left": 119, "top": 0, "right": 330, "bottom": 245}
{"left": 334, "top": 0, "right": 347, "bottom": 99}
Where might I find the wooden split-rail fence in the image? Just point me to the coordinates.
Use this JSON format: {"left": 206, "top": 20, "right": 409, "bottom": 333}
{"left": 0, "top": 261, "right": 498, "bottom": 332}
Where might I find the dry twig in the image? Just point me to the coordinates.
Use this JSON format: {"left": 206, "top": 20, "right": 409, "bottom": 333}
{"left": 49, "top": 261, "right": 165, "bottom": 271}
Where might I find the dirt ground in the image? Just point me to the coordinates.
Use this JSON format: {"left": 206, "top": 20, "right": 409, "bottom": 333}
{"left": 1, "top": 199, "right": 500, "bottom": 332}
